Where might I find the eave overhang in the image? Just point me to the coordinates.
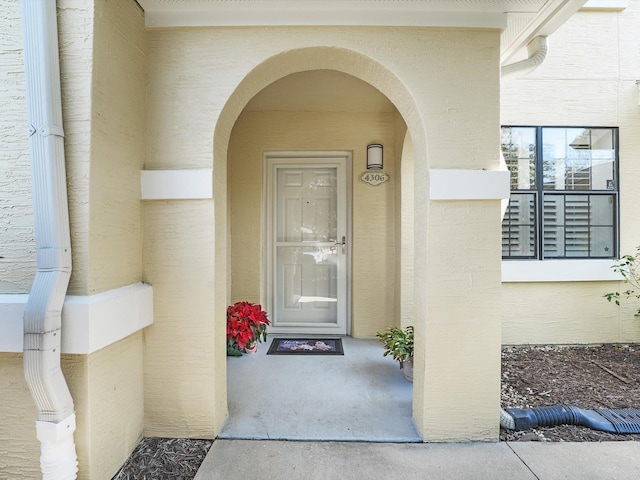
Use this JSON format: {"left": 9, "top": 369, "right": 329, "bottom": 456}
{"left": 137, "top": 0, "right": 587, "bottom": 62}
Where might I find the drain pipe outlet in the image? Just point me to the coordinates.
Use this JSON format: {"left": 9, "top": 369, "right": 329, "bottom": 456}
{"left": 22, "top": 1, "right": 78, "bottom": 478}
{"left": 501, "top": 36, "right": 548, "bottom": 80}
{"left": 500, "top": 408, "right": 516, "bottom": 430}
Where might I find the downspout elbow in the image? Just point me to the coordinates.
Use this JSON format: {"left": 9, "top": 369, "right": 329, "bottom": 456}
{"left": 501, "top": 36, "right": 548, "bottom": 80}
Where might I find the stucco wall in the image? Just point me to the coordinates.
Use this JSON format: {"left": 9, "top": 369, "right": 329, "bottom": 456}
{"left": 142, "top": 199, "right": 221, "bottom": 437}
{"left": 62, "top": 333, "right": 144, "bottom": 480}
{"left": 34, "top": 0, "right": 145, "bottom": 297}
{"left": 0, "top": 354, "right": 40, "bottom": 479}
{"left": 57, "top": 0, "right": 94, "bottom": 295}
{"left": 0, "top": 334, "right": 144, "bottom": 480}
{"left": 0, "top": 1, "right": 147, "bottom": 478}
{"left": 87, "top": 0, "right": 146, "bottom": 294}
{"left": 147, "top": 25, "right": 502, "bottom": 441}
{"left": 399, "top": 130, "right": 414, "bottom": 330}
{"left": 228, "top": 110, "right": 402, "bottom": 337}
{"left": 501, "top": 3, "right": 640, "bottom": 344}
{"left": 0, "top": 0, "right": 33, "bottom": 294}
{"left": 1, "top": 0, "right": 146, "bottom": 295}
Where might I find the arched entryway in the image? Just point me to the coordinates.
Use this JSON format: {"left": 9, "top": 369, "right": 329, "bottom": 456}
{"left": 212, "top": 47, "right": 428, "bottom": 439}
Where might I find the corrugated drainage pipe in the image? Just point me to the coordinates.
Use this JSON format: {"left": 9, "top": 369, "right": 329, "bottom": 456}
{"left": 22, "top": 1, "right": 78, "bottom": 478}
{"left": 500, "top": 408, "right": 516, "bottom": 430}
{"left": 501, "top": 36, "right": 548, "bottom": 80}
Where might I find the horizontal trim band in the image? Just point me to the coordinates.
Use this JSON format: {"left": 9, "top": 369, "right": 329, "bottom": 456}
{"left": 502, "top": 260, "right": 623, "bottom": 283}
{"left": 141, "top": 169, "right": 213, "bottom": 200}
{"left": 430, "top": 169, "right": 511, "bottom": 200}
{"left": 0, "top": 283, "right": 153, "bottom": 354}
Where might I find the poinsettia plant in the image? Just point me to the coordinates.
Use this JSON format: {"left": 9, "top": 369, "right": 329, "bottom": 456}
{"left": 226, "top": 301, "right": 270, "bottom": 356}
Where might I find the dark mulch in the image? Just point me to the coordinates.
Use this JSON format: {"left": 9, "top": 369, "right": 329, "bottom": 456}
{"left": 501, "top": 344, "right": 640, "bottom": 442}
{"left": 112, "top": 437, "right": 213, "bottom": 480}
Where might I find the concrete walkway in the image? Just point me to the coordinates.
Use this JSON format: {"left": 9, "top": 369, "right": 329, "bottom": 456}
{"left": 194, "top": 440, "right": 640, "bottom": 480}
{"left": 210, "top": 338, "right": 640, "bottom": 478}
{"left": 220, "top": 337, "right": 419, "bottom": 442}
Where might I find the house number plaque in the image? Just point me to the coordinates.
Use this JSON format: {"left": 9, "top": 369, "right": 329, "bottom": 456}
{"left": 359, "top": 171, "right": 389, "bottom": 186}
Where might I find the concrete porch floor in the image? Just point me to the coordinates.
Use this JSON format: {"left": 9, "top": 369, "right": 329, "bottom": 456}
{"left": 219, "top": 336, "right": 421, "bottom": 442}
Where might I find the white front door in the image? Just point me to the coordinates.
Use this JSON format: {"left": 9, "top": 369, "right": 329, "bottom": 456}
{"left": 265, "top": 153, "right": 350, "bottom": 335}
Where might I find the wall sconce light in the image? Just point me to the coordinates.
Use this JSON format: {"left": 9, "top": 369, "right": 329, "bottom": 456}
{"left": 367, "top": 144, "right": 383, "bottom": 170}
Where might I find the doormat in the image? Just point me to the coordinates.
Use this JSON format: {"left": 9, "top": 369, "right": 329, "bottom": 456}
{"left": 267, "top": 338, "right": 344, "bottom": 355}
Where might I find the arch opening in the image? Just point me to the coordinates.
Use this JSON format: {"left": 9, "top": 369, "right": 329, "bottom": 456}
{"left": 213, "top": 47, "right": 426, "bottom": 441}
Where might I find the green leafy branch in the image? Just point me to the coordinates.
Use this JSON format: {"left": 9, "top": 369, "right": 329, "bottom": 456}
{"left": 604, "top": 246, "right": 640, "bottom": 316}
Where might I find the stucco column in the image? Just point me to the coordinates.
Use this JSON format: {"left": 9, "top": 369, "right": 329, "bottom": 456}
{"left": 413, "top": 195, "right": 504, "bottom": 441}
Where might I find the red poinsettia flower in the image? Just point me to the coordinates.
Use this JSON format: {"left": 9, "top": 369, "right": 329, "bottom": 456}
{"left": 227, "top": 302, "right": 270, "bottom": 353}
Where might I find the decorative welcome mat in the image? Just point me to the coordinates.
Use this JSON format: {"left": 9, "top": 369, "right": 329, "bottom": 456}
{"left": 267, "top": 338, "right": 344, "bottom": 355}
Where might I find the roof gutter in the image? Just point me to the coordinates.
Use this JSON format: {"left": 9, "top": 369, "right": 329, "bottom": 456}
{"left": 21, "top": 1, "right": 78, "bottom": 478}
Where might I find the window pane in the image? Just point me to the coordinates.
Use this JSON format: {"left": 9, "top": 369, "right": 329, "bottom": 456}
{"left": 590, "top": 194, "right": 615, "bottom": 225}
{"left": 502, "top": 193, "right": 536, "bottom": 258}
{"left": 542, "top": 194, "right": 616, "bottom": 258}
{"left": 501, "top": 127, "right": 536, "bottom": 190}
{"left": 590, "top": 129, "right": 615, "bottom": 190}
{"left": 542, "top": 127, "right": 616, "bottom": 191}
{"left": 591, "top": 227, "right": 614, "bottom": 257}
{"left": 542, "top": 196, "right": 565, "bottom": 258}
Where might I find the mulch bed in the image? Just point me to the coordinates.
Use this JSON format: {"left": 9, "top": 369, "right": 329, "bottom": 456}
{"left": 501, "top": 344, "right": 640, "bottom": 442}
{"left": 112, "top": 437, "right": 212, "bottom": 480}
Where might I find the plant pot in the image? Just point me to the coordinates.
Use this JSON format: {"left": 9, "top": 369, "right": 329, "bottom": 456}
{"left": 400, "top": 360, "right": 413, "bottom": 382}
{"left": 244, "top": 342, "right": 258, "bottom": 354}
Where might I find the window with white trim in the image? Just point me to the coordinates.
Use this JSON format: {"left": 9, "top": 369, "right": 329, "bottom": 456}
{"left": 501, "top": 126, "right": 619, "bottom": 260}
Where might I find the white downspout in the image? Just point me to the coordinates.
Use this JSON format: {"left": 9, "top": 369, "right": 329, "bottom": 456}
{"left": 501, "top": 36, "right": 548, "bottom": 80}
{"left": 499, "top": 35, "right": 549, "bottom": 431}
{"left": 22, "top": 1, "right": 78, "bottom": 479}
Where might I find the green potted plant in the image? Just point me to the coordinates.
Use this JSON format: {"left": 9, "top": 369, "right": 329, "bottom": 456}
{"left": 376, "top": 325, "right": 414, "bottom": 382}
{"left": 226, "top": 301, "right": 270, "bottom": 356}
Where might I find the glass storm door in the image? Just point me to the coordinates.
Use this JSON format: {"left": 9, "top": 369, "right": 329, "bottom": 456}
{"left": 266, "top": 155, "right": 349, "bottom": 335}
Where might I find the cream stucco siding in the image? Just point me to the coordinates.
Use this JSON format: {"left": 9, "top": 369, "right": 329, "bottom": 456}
{"left": 0, "top": 354, "right": 40, "bottom": 479}
{"left": 501, "top": 4, "right": 640, "bottom": 344}
{"left": 1, "top": 0, "right": 148, "bottom": 477}
{"left": 62, "top": 333, "right": 145, "bottom": 480}
{"left": 229, "top": 110, "right": 403, "bottom": 337}
{"left": 0, "top": 1, "right": 33, "bottom": 294}
{"left": 415, "top": 200, "right": 503, "bottom": 440}
{"left": 88, "top": 0, "right": 146, "bottom": 294}
{"left": 399, "top": 132, "right": 415, "bottom": 330}
{"left": 0, "top": 334, "right": 144, "bottom": 480}
{"left": 142, "top": 200, "right": 222, "bottom": 437}
{"left": 6, "top": 0, "right": 633, "bottom": 476}
{"left": 147, "top": 25, "right": 502, "bottom": 441}
{"left": 0, "top": 0, "right": 145, "bottom": 295}
{"left": 57, "top": 0, "right": 94, "bottom": 295}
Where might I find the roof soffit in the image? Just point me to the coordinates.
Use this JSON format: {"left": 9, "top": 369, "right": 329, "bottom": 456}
{"left": 137, "top": 0, "right": 588, "bottom": 63}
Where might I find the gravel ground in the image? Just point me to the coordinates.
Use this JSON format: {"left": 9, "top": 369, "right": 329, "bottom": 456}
{"left": 111, "top": 438, "right": 213, "bottom": 480}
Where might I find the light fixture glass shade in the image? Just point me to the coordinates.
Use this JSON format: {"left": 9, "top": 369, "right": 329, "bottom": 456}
{"left": 367, "top": 144, "right": 383, "bottom": 169}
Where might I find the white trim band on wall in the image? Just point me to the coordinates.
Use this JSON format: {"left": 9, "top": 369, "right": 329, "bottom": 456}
{"left": 429, "top": 169, "right": 510, "bottom": 200}
{"left": 582, "top": 0, "right": 628, "bottom": 10}
{"left": 502, "top": 260, "right": 623, "bottom": 283}
{"left": 141, "top": 169, "right": 213, "bottom": 200}
{"left": 0, "top": 283, "right": 153, "bottom": 354}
